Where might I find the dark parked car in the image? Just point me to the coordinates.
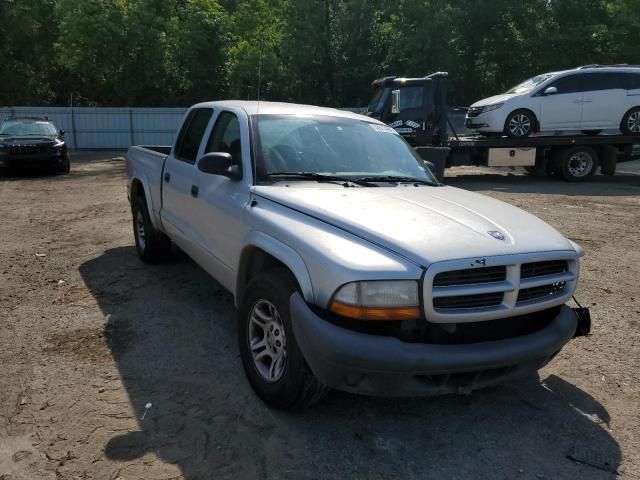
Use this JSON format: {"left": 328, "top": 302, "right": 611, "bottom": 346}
{"left": 0, "top": 116, "right": 70, "bottom": 174}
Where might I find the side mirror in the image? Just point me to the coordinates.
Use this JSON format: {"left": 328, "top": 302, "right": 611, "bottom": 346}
{"left": 59, "top": 129, "right": 65, "bottom": 136}
{"left": 543, "top": 86, "right": 558, "bottom": 95}
{"left": 197, "top": 152, "right": 241, "bottom": 180}
{"left": 391, "top": 89, "right": 401, "bottom": 114}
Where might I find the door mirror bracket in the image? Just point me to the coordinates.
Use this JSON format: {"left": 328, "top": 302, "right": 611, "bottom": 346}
{"left": 197, "top": 152, "right": 242, "bottom": 180}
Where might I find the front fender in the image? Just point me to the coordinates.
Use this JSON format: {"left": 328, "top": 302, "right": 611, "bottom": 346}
{"left": 236, "top": 231, "right": 314, "bottom": 306}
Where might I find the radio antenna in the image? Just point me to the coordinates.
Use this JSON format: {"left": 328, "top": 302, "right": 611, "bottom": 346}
{"left": 253, "top": 51, "right": 263, "bottom": 186}
{"left": 257, "top": 51, "right": 262, "bottom": 102}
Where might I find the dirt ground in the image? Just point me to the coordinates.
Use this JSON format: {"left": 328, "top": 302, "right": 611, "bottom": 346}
{"left": 1, "top": 152, "right": 639, "bottom": 480}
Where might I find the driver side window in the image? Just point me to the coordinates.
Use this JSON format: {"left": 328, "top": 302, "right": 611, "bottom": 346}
{"left": 206, "top": 112, "right": 242, "bottom": 166}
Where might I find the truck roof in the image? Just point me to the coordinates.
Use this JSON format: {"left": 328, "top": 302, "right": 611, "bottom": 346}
{"left": 190, "top": 100, "right": 377, "bottom": 122}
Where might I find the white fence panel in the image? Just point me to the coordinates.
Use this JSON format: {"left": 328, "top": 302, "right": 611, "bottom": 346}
{"left": 0, "top": 106, "right": 188, "bottom": 149}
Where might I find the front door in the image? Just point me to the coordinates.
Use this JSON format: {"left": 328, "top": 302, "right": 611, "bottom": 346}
{"left": 385, "top": 85, "right": 432, "bottom": 144}
{"left": 189, "top": 110, "right": 252, "bottom": 291}
{"left": 536, "top": 74, "right": 584, "bottom": 131}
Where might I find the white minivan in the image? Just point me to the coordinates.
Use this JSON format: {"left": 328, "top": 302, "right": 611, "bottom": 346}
{"left": 466, "top": 66, "right": 640, "bottom": 138}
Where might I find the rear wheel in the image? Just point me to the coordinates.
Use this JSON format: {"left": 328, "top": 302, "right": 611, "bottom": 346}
{"left": 132, "top": 195, "right": 171, "bottom": 263}
{"left": 557, "top": 146, "right": 598, "bottom": 182}
{"left": 239, "top": 269, "right": 329, "bottom": 409}
{"left": 620, "top": 107, "right": 640, "bottom": 136}
{"left": 504, "top": 109, "right": 535, "bottom": 138}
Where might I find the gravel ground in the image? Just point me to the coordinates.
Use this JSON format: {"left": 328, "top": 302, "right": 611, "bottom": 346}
{"left": 1, "top": 153, "right": 639, "bottom": 480}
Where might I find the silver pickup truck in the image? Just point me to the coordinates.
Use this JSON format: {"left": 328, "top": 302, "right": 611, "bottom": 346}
{"left": 126, "top": 101, "right": 588, "bottom": 409}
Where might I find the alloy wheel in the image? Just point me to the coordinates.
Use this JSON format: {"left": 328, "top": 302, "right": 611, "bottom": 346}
{"left": 136, "top": 211, "right": 146, "bottom": 251}
{"left": 627, "top": 111, "right": 640, "bottom": 133}
{"left": 248, "top": 299, "right": 287, "bottom": 382}
{"left": 509, "top": 114, "right": 531, "bottom": 137}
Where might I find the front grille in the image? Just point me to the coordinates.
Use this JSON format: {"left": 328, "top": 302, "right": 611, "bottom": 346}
{"left": 427, "top": 255, "right": 577, "bottom": 322}
{"left": 7, "top": 144, "right": 49, "bottom": 155}
{"left": 434, "top": 292, "right": 503, "bottom": 310}
{"left": 467, "top": 106, "right": 483, "bottom": 118}
{"left": 434, "top": 266, "right": 506, "bottom": 287}
{"left": 517, "top": 282, "right": 566, "bottom": 303}
{"left": 521, "top": 260, "right": 567, "bottom": 279}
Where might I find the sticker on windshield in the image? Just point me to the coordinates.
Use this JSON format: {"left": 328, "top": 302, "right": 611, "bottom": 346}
{"left": 369, "top": 124, "right": 398, "bottom": 134}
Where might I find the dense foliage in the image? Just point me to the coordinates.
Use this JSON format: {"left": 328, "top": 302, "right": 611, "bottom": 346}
{"left": 1, "top": 0, "right": 639, "bottom": 107}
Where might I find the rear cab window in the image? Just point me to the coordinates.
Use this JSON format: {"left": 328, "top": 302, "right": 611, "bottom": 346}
{"left": 174, "top": 108, "right": 214, "bottom": 163}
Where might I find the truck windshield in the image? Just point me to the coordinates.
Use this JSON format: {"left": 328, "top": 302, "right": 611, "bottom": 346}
{"left": 506, "top": 73, "right": 556, "bottom": 94}
{"left": 253, "top": 114, "right": 437, "bottom": 185}
{"left": 0, "top": 120, "right": 58, "bottom": 136}
{"left": 366, "top": 87, "right": 387, "bottom": 114}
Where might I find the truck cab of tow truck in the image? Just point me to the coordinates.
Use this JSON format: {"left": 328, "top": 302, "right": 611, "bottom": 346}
{"left": 365, "top": 72, "right": 449, "bottom": 146}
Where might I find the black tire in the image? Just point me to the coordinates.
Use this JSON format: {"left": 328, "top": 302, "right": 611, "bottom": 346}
{"left": 239, "top": 269, "right": 329, "bottom": 409}
{"left": 504, "top": 109, "right": 536, "bottom": 138}
{"left": 556, "top": 146, "right": 598, "bottom": 182}
{"left": 132, "top": 195, "right": 171, "bottom": 263}
{"left": 581, "top": 130, "right": 602, "bottom": 136}
{"left": 58, "top": 154, "right": 71, "bottom": 174}
{"left": 620, "top": 107, "right": 640, "bottom": 136}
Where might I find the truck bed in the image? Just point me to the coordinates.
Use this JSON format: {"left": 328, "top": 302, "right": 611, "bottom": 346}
{"left": 126, "top": 145, "right": 170, "bottom": 226}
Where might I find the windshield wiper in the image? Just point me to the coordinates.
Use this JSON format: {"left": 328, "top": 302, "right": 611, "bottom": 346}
{"left": 353, "top": 175, "right": 439, "bottom": 186}
{"left": 267, "top": 172, "right": 377, "bottom": 187}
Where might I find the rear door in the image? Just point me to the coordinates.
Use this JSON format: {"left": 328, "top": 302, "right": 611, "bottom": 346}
{"left": 536, "top": 74, "right": 584, "bottom": 130}
{"left": 161, "top": 107, "right": 213, "bottom": 242}
{"left": 581, "top": 72, "right": 627, "bottom": 129}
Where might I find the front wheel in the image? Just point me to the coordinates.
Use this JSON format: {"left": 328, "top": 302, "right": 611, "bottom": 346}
{"left": 504, "top": 109, "right": 535, "bottom": 138}
{"left": 620, "top": 107, "right": 640, "bottom": 136}
{"left": 239, "top": 269, "right": 329, "bottom": 409}
{"left": 58, "top": 154, "right": 71, "bottom": 174}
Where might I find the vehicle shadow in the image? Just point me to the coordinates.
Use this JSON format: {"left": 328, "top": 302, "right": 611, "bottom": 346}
{"left": 0, "top": 156, "right": 125, "bottom": 181}
{"left": 79, "top": 246, "right": 621, "bottom": 479}
{"left": 445, "top": 169, "right": 640, "bottom": 197}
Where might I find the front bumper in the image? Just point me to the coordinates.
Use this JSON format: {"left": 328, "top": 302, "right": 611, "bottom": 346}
{"left": 0, "top": 152, "right": 64, "bottom": 168}
{"left": 291, "top": 293, "right": 578, "bottom": 397}
{"left": 465, "top": 109, "right": 507, "bottom": 132}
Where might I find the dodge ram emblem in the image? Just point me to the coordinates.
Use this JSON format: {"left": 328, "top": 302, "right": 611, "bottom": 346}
{"left": 488, "top": 230, "right": 506, "bottom": 241}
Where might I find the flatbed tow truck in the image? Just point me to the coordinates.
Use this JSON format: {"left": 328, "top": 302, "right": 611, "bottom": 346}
{"left": 366, "top": 72, "right": 637, "bottom": 181}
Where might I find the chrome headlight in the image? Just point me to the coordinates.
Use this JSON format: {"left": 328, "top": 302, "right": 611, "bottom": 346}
{"left": 480, "top": 103, "right": 504, "bottom": 113}
{"left": 329, "top": 280, "right": 420, "bottom": 320}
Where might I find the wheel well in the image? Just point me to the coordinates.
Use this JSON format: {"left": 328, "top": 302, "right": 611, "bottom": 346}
{"left": 621, "top": 106, "right": 640, "bottom": 123}
{"left": 130, "top": 178, "right": 145, "bottom": 205}
{"left": 236, "top": 248, "right": 299, "bottom": 304}
{"left": 507, "top": 108, "right": 539, "bottom": 132}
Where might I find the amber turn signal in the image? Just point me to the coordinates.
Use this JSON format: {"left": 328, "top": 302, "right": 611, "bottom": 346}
{"left": 330, "top": 299, "right": 420, "bottom": 321}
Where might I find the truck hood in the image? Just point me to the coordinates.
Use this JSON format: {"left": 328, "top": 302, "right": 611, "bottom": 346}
{"left": 253, "top": 184, "right": 576, "bottom": 266}
{"left": 470, "top": 93, "right": 518, "bottom": 108}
